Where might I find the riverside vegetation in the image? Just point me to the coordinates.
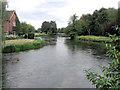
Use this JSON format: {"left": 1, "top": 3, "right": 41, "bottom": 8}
{"left": 3, "top": 38, "right": 44, "bottom": 53}
{"left": 84, "top": 25, "right": 120, "bottom": 88}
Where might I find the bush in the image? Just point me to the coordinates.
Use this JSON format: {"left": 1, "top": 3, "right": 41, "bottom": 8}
{"left": 24, "top": 34, "right": 28, "bottom": 39}
{"left": 28, "top": 33, "right": 34, "bottom": 39}
{"left": 3, "top": 45, "right": 16, "bottom": 53}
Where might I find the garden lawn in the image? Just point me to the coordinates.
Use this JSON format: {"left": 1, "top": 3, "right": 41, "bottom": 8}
{"left": 76, "top": 35, "right": 111, "bottom": 42}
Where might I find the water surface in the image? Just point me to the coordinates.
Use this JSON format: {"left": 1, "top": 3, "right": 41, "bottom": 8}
{"left": 3, "top": 36, "right": 110, "bottom": 88}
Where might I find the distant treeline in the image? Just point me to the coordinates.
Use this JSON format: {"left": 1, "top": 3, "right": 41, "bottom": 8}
{"left": 58, "top": 8, "right": 119, "bottom": 36}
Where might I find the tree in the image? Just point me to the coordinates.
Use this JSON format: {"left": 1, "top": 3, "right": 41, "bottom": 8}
{"left": 20, "top": 22, "right": 28, "bottom": 35}
{"left": 27, "top": 24, "right": 35, "bottom": 34}
{"left": 20, "top": 22, "right": 35, "bottom": 35}
{"left": 80, "top": 14, "right": 94, "bottom": 35}
{"left": 97, "top": 8, "right": 108, "bottom": 36}
{"left": 65, "top": 14, "right": 78, "bottom": 39}
{"left": 76, "top": 19, "right": 87, "bottom": 35}
{"left": 49, "top": 21, "right": 57, "bottom": 34}
{"left": 37, "top": 28, "right": 41, "bottom": 33}
{"left": 57, "top": 28, "right": 66, "bottom": 33}
{"left": 41, "top": 21, "right": 50, "bottom": 34}
{"left": 41, "top": 21, "right": 57, "bottom": 34}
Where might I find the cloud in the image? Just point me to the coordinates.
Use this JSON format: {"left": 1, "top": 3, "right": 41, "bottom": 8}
{"left": 8, "top": 0, "right": 119, "bottom": 29}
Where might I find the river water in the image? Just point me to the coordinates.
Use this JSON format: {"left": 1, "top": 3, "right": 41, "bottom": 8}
{"left": 3, "top": 36, "right": 110, "bottom": 88}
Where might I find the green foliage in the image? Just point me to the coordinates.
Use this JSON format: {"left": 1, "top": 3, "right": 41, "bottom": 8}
{"left": 12, "top": 17, "right": 20, "bottom": 35}
{"left": 41, "top": 21, "right": 57, "bottom": 34}
{"left": 3, "top": 45, "right": 16, "bottom": 53}
{"left": 65, "top": 14, "right": 78, "bottom": 39}
{"left": 28, "top": 33, "right": 34, "bottom": 39}
{"left": 57, "top": 28, "right": 66, "bottom": 33}
{"left": 20, "top": 22, "right": 35, "bottom": 35}
{"left": 84, "top": 26, "right": 120, "bottom": 89}
{"left": 64, "top": 8, "right": 118, "bottom": 37}
{"left": 3, "top": 38, "right": 44, "bottom": 53}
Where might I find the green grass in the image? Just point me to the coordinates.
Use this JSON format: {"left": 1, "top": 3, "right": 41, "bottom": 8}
{"left": 3, "top": 37, "right": 45, "bottom": 53}
{"left": 76, "top": 35, "right": 111, "bottom": 42}
{"left": 35, "top": 33, "right": 49, "bottom": 37}
{"left": 57, "top": 33, "right": 68, "bottom": 37}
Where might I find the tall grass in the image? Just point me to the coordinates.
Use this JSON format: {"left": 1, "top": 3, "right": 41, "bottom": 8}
{"left": 3, "top": 37, "right": 44, "bottom": 53}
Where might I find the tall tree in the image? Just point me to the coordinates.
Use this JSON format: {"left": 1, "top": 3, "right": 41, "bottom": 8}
{"left": 20, "top": 22, "right": 35, "bottom": 35}
{"left": 41, "top": 21, "right": 50, "bottom": 34}
{"left": 65, "top": 14, "right": 78, "bottom": 39}
{"left": 49, "top": 21, "right": 57, "bottom": 34}
{"left": 41, "top": 21, "right": 57, "bottom": 34}
{"left": 80, "top": 14, "right": 94, "bottom": 35}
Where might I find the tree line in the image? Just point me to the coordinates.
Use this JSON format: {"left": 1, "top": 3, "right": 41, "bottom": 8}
{"left": 58, "top": 7, "right": 119, "bottom": 39}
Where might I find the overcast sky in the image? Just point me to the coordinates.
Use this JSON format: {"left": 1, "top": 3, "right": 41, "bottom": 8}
{"left": 7, "top": 0, "right": 119, "bottom": 29}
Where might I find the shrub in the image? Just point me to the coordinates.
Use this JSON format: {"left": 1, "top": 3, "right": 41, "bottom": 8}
{"left": 24, "top": 34, "right": 28, "bottom": 39}
{"left": 3, "top": 45, "right": 16, "bottom": 53}
{"left": 28, "top": 33, "right": 34, "bottom": 39}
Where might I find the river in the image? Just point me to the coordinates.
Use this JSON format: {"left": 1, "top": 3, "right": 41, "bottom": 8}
{"left": 3, "top": 36, "right": 110, "bottom": 88}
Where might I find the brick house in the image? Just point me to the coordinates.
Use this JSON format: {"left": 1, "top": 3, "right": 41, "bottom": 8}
{"left": 4, "top": 10, "right": 20, "bottom": 35}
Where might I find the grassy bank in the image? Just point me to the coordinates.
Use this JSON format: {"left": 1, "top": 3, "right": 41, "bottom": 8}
{"left": 35, "top": 33, "right": 49, "bottom": 37}
{"left": 57, "top": 33, "right": 68, "bottom": 37}
{"left": 3, "top": 38, "right": 44, "bottom": 53}
{"left": 76, "top": 35, "right": 111, "bottom": 42}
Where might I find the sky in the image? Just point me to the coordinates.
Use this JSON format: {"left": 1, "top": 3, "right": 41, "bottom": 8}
{"left": 7, "top": 0, "right": 120, "bottom": 29}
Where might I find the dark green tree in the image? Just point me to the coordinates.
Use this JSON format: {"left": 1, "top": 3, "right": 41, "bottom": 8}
{"left": 41, "top": 21, "right": 57, "bottom": 34}
{"left": 80, "top": 14, "right": 94, "bottom": 35}
{"left": 41, "top": 21, "right": 50, "bottom": 34}
{"left": 49, "top": 21, "right": 57, "bottom": 34}
{"left": 65, "top": 14, "right": 78, "bottom": 39}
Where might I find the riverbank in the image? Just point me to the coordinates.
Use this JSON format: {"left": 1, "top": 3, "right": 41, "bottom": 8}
{"left": 35, "top": 33, "right": 49, "bottom": 37}
{"left": 76, "top": 36, "right": 111, "bottom": 42}
{"left": 3, "top": 38, "right": 44, "bottom": 53}
{"left": 57, "top": 33, "right": 68, "bottom": 37}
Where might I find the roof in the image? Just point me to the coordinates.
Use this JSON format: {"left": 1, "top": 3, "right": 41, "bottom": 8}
{"left": 5, "top": 10, "right": 20, "bottom": 23}
{"left": 6, "top": 10, "right": 15, "bottom": 20}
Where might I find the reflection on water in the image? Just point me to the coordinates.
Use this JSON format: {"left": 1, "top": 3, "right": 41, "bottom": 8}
{"left": 65, "top": 39, "right": 107, "bottom": 59}
{"left": 41, "top": 35, "right": 57, "bottom": 45}
{"left": 3, "top": 36, "right": 110, "bottom": 88}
